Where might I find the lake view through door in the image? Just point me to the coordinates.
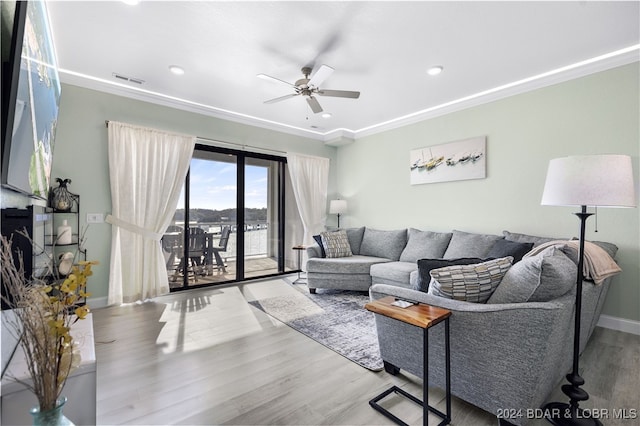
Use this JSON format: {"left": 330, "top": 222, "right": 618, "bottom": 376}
{"left": 164, "top": 145, "right": 288, "bottom": 289}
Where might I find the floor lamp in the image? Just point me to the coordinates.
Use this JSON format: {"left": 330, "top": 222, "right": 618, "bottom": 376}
{"left": 540, "top": 155, "right": 636, "bottom": 426}
{"left": 329, "top": 199, "right": 347, "bottom": 228}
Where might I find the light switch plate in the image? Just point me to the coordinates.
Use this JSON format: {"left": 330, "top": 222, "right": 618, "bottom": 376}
{"left": 86, "top": 213, "right": 104, "bottom": 223}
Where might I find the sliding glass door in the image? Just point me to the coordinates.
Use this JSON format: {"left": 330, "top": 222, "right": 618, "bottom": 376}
{"left": 164, "top": 144, "right": 286, "bottom": 289}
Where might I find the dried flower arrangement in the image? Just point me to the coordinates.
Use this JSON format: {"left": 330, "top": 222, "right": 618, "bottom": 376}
{"left": 1, "top": 233, "right": 97, "bottom": 412}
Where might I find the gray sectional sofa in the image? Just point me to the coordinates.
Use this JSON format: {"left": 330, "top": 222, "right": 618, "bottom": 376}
{"left": 305, "top": 227, "right": 618, "bottom": 425}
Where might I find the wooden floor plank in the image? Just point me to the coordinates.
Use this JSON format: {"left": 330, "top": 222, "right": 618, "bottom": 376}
{"left": 92, "top": 277, "right": 640, "bottom": 425}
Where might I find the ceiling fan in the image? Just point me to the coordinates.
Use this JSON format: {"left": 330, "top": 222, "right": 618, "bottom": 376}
{"left": 257, "top": 64, "right": 360, "bottom": 113}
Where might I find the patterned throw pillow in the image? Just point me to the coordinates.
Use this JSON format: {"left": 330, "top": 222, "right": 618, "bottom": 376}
{"left": 430, "top": 257, "right": 513, "bottom": 303}
{"left": 320, "top": 230, "right": 353, "bottom": 258}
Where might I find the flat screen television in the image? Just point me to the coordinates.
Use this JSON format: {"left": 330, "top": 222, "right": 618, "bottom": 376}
{"left": 1, "top": 0, "right": 61, "bottom": 200}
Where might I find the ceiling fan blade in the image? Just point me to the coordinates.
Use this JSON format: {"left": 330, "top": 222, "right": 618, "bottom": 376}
{"left": 257, "top": 73, "right": 296, "bottom": 88}
{"left": 317, "top": 89, "right": 360, "bottom": 99}
{"left": 308, "top": 64, "right": 334, "bottom": 87}
{"left": 264, "top": 93, "right": 298, "bottom": 104}
{"left": 307, "top": 96, "right": 323, "bottom": 113}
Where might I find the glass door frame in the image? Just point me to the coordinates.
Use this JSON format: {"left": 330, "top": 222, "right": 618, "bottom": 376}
{"left": 170, "top": 143, "right": 286, "bottom": 291}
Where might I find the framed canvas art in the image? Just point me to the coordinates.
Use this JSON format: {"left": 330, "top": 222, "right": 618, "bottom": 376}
{"left": 410, "top": 136, "right": 486, "bottom": 185}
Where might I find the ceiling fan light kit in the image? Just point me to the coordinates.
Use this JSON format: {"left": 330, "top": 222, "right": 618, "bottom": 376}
{"left": 259, "top": 64, "right": 360, "bottom": 114}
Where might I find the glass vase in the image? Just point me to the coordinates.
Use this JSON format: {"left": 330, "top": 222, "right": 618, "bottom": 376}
{"left": 50, "top": 178, "right": 75, "bottom": 212}
{"left": 30, "top": 396, "right": 74, "bottom": 426}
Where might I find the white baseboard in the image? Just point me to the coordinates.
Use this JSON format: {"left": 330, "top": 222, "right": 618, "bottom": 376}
{"left": 87, "top": 296, "right": 109, "bottom": 309}
{"left": 597, "top": 314, "right": 640, "bottom": 336}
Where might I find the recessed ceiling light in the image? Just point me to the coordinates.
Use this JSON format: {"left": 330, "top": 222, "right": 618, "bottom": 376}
{"left": 427, "top": 65, "right": 444, "bottom": 76}
{"left": 169, "top": 65, "right": 185, "bottom": 75}
{"left": 322, "top": 113, "right": 332, "bottom": 119}
{"left": 122, "top": 0, "right": 140, "bottom": 5}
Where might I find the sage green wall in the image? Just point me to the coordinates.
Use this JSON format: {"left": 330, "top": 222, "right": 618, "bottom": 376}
{"left": 336, "top": 63, "right": 640, "bottom": 322}
{"left": 52, "top": 84, "right": 337, "bottom": 303}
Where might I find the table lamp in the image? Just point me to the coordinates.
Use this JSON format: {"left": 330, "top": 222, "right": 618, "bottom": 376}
{"left": 329, "top": 199, "right": 347, "bottom": 228}
{"left": 540, "top": 154, "right": 636, "bottom": 425}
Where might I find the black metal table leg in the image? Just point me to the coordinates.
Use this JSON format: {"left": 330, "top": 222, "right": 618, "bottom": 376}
{"left": 368, "top": 316, "right": 451, "bottom": 426}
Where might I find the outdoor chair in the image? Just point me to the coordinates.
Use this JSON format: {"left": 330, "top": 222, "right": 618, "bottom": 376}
{"left": 209, "top": 226, "right": 231, "bottom": 273}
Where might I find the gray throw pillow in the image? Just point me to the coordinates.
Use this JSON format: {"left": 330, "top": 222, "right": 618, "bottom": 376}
{"left": 487, "top": 246, "right": 577, "bottom": 304}
{"left": 359, "top": 228, "right": 408, "bottom": 261}
{"left": 443, "top": 230, "right": 503, "bottom": 259}
{"left": 345, "top": 227, "right": 366, "bottom": 255}
{"left": 430, "top": 257, "right": 513, "bottom": 303}
{"left": 399, "top": 228, "right": 452, "bottom": 263}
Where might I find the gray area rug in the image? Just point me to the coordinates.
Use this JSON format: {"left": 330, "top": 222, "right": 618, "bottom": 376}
{"left": 249, "top": 284, "right": 383, "bottom": 371}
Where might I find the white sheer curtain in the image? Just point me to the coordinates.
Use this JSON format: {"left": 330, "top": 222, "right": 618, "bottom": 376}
{"left": 106, "top": 122, "right": 195, "bottom": 305}
{"left": 286, "top": 153, "right": 330, "bottom": 246}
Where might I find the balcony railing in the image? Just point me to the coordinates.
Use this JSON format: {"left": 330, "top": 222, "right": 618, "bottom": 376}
{"left": 171, "top": 221, "right": 269, "bottom": 259}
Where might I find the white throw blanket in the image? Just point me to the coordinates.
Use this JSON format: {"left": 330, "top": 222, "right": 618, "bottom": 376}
{"left": 524, "top": 240, "right": 621, "bottom": 285}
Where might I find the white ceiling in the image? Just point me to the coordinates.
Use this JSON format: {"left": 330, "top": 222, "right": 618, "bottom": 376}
{"left": 47, "top": 1, "right": 639, "bottom": 142}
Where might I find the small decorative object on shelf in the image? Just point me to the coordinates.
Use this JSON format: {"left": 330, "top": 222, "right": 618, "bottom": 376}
{"left": 57, "top": 220, "right": 72, "bottom": 245}
{"left": 0, "top": 234, "right": 97, "bottom": 424}
{"left": 58, "top": 252, "right": 75, "bottom": 276}
{"left": 49, "top": 178, "right": 75, "bottom": 212}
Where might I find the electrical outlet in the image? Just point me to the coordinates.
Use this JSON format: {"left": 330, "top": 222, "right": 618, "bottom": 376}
{"left": 86, "top": 213, "right": 104, "bottom": 223}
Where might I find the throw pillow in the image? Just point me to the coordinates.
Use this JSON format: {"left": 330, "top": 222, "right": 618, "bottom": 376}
{"left": 312, "top": 234, "right": 326, "bottom": 258}
{"left": 415, "top": 258, "right": 485, "bottom": 292}
{"left": 430, "top": 257, "right": 513, "bottom": 303}
{"left": 399, "top": 228, "right": 453, "bottom": 263}
{"left": 345, "top": 227, "right": 366, "bottom": 255}
{"left": 502, "top": 230, "right": 561, "bottom": 248}
{"left": 487, "top": 239, "right": 533, "bottom": 263}
{"left": 487, "top": 246, "right": 577, "bottom": 304}
{"left": 442, "top": 230, "right": 504, "bottom": 259}
{"left": 320, "top": 230, "right": 353, "bottom": 258}
{"left": 359, "top": 228, "right": 408, "bottom": 260}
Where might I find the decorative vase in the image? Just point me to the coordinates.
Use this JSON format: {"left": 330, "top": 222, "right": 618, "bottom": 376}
{"left": 30, "top": 396, "right": 74, "bottom": 426}
{"left": 57, "top": 220, "right": 72, "bottom": 245}
{"left": 50, "top": 178, "right": 74, "bottom": 212}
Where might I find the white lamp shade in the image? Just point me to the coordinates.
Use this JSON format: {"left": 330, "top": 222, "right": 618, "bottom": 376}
{"left": 329, "top": 199, "right": 348, "bottom": 214}
{"left": 541, "top": 155, "right": 636, "bottom": 208}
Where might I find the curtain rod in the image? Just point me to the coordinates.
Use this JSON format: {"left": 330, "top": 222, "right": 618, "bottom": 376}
{"left": 104, "top": 120, "right": 287, "bottom": 155}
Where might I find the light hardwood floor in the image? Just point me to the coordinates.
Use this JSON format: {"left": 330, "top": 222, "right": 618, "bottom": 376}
{"left": 92, "top": 277, "right": 639, "bottom": 425}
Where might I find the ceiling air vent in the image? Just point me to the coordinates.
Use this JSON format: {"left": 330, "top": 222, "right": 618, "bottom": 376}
{"left": 112, "top": 72, "right": 144, "bottom": 85}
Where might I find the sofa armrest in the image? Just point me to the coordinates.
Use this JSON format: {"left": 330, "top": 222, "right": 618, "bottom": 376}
{"left": 369, "top": 283, "right": 575, "bottom": 425}
{"left": 306, "top": 243, "right": 322, "bottom": 260}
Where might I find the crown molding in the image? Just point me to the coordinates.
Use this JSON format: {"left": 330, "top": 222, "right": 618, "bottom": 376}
{"left": 59, "top": 46, "right": 639, "bottom": 144}
{"left": 58, "top": 70, "right": 326, "bottom": 141}
{"left": 351, "top": 47, "right": 640, "bottom": 139}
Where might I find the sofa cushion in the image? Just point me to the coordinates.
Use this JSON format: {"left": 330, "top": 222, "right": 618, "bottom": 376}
{"left": 415, "top": 258, "right": 485, "bottom": 292}
{"left": 320, "top": 230, "right": 353, "bottom": 258}
{"left": 503, "top": 230, "right": 561, "bottom": 248}
{"left": 487, "top": 246, "right": 577, "bottom": 304}
{"left": 486, "top": 239, "right": 533, "bottom": 263}
{"left": 370, "top": 261, "right": 417, "bottom": 286}
{"left": 399, "top": 228, "right": 453, "bottom": 262}
{"left": 360, "top": 228, "right": 408, "bottom": 261}
{"left": 306, "top": 255, "right": 390, "bottom": 274}
{"left": 345, "top": 227, "right": 366, "bottom": 255}
{"left": 443, "top": 230, "right": 503, "bottom": 259}
{"left": 312, "top": 235, "right": 326, "bottom": 258}
{"left": 430, "top": 257, "right": 513, "bottom": 303}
